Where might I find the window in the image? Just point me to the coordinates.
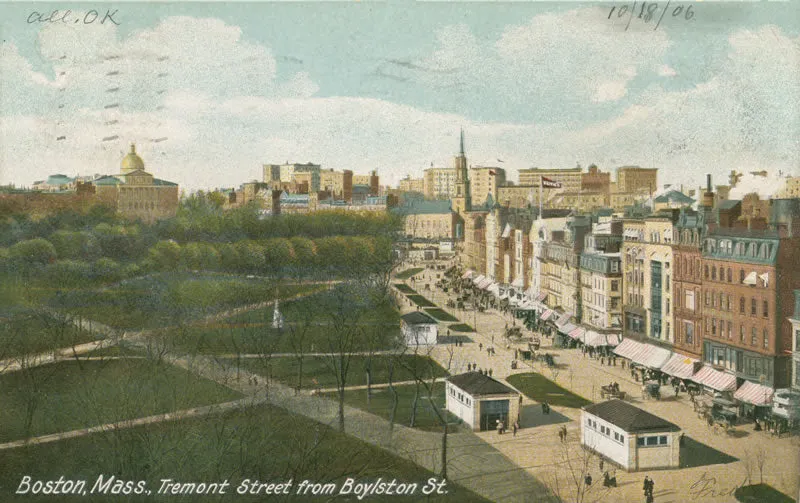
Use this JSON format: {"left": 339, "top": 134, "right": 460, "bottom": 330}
{"left": 727, "top": 321, "right": 732, "bottom": 339}
{"left": 740, "top": 325, "right": 745, "bottom": 342}
{"left": 727, "top": 268, "right": 732, "bottom": 283}
{"left": 704, "top": 265, "right": 709, "bottom": 279}
{"left": 751, "top": 327, "right": 757, "bottom": 346}
{"left": 751, "top": 298, "right": 757, "bottom": 316}
{"left": 712, "top": 266, "right": 717, "bottom": 280}
{"left": 665, "top": 275, "right": 670, "bottom": 291}
{"left": 611, "top": 280, "right": 619, "bottom": 292}
{"left": 659, "top": 436, "right": 668, "bottom": 445}
{"left": 740, "top": 269, "right": 745, "bottom": 283}
{"left": 685, "top": 321, "right": 695, "bottom": 344}
{"left": 763, "top": 329, "right": 769, "bottom": 349}
{"left": 646, "top": 436, "right": 659, "bottom": 446}
{"left": 705, "top": 291, "right": 710, "bottom": 307}
{"left": 712, "top": 318, "right": 717, "bottom": 336}
{"left": 763, "top": 300, "right": 768, "bottom": 318}
{"left": 726, "top": 295, "right": 732, "bottom": 311}
{"left": 685, "top": 290, "right": 695, "bottom": 311}
{"left": 740, "top": 297, "right": 745, "bottom": 314}
{"left": 719, "top": 292, "right": 725, "bottom": 309}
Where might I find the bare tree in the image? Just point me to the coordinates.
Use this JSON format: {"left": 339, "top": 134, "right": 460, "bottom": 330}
{"left": 546, "top": 441, "right": 608, "bottom": 503}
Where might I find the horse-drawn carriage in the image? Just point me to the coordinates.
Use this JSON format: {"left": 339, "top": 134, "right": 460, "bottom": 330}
{"left": 505, "top": 326, "right": 523, "bottom": 340}
{"left": 643, "top": 381, "right": 661, "bottom": 400}
{"left": 601, "top": 384, "right": 626, "bottom": 400}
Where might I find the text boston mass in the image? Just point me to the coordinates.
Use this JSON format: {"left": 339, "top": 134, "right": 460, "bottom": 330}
{"left": 16, "top": 475, "right": 448, "bottom": 499}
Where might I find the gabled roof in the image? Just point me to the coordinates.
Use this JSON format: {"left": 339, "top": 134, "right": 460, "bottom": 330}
{"left": 401, "top": 311, "right": 437, "bottom": 325}
{"left": 583, "top": 400, "right": 680, "bottom": 432}
{"left": 447, "top": 372, "right": 519, "bottom": 397}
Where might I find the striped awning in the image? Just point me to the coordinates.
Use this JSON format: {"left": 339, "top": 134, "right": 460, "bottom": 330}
{"left": 555, "top": 312, "right": 573, "bottom": 327}
{"left": 540, "top": 309, "right": 555, "bottom": 321}
{"left": 536, "top": 292, "right": 548, "bottom": 302}
{"left": 569, "top": 326, "right": 586, "bottom": 339}
{"left": 583, "top": 331, "right": 605, "bottom": 347}
{"left": 734, "top": 381, "right": 774, "bottom": 406}
{"left": 477, "top": 278, "right": 492, "bottom": 289}
{"left": 660, "top": 354, "right": 699, "bottom": 380}
{"left": 612, "top": 339, "right": 671, "bottom": 369}
{"left": 558, "top": 322, "right": 577, "bottom": 335}
{"left": 461, "top": 270, "right": 475, "bottom": 280}
{"left": 604, "top": 334, "right": 622, "bottom": 347}
{"left": 691, "top": 366, "right": 737, "bottom": 392}
{"left": 473, "top": 274, "right": 486, "bottom": 284}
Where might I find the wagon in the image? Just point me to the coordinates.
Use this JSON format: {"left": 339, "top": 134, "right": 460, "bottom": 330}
{"left": 600, "top": 385, "right": 626, "bottom": 400}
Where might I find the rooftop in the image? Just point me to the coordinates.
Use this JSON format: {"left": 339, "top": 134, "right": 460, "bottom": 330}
{"left": 400, "top": 311, "right": 438, "bottom": 325}
{"left": 447, "top": 372, "right": 519, "bottom": 397}
{"left": 583, "top": 400, "right": 680, "bottom": 433}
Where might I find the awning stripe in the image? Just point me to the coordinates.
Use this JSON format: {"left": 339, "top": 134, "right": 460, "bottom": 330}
{"left": 660, "top": 354, "right": 700, "bottom": 380}
{"left": 734, "top": 381, "right": 774, "bottom": 406}
{"left": 691, "top": 365, "right": 737, "bottom": 392}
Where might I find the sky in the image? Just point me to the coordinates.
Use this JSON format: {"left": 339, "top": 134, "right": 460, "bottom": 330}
{"left": 0, "top": 1, "right": 798, "bottom": 191}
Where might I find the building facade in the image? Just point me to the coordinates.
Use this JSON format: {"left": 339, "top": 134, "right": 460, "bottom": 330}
{"left": 616, "top": 166, "right": 658, "bottom": 194}
{"left": 470, "top": 167, "right": 506, "bottom": 208}
{"left": 423, "top": 168, "right": 457, "bottom": 200}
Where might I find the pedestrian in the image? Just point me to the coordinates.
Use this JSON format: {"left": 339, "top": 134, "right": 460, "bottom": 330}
{"left": 558, "top": 429, "right": 564, "bottom": 443}
{"left": 562, "top": 425, "right": 568, "bottom": 441}
{"left": 512, "top": 422, "right": 518, "bottom": 437}
{"left": 584, "top": 474, "right": 592, "bottom": 487}
{"left": 541, "top": 402, "right": 547, "bottom": 414}
{"left": 497, "top": 420, "right": 504, "bottom": 435}
{"left": 488, "top": 369, "right": 493, "bottom": 377}
{"left": 599, "top": 458, "right": 604, "bottom": 472}
{"left": 479, "top": 343, "right": 483, "bottom": 351}
{"left": 643, "top": 476, "right": 650, "bottom": 497}
{"left": 648, "top": 478, "right": 654, "bottom": 497}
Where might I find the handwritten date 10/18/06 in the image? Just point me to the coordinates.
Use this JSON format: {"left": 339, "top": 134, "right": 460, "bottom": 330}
{"left": 609, "top": 2, "right": 694, "bottom": 31}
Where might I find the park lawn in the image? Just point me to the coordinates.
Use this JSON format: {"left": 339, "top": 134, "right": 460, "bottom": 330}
{"left": 0, "top": 311, "right": 98, "bottom": 359}
{"left": 449, "top": 323, "right": 475, "bottom": 332}
{"left": 506, "top": 372, "right": 592, "bottom": 408}
{"left": 0, "top": 359, "right": 241, "bottom": 443}
{"left": 393, "top": 283, "right": 417, "bottom": 294}
{"left": 168, "top": 320, "right": 404, "bottom": 355}
{"left": 80, "top": 343, "right": 144, "bottom": 357}
{"left": 321, "top": 382, "right": 463, "bottom": 432}
{"left": 424, "top": 308, "right": 459, "bottom": 322}
{"left": 0, "top": 404, "right": 490, "bottom": 503}
{"left": 53, "top": 274, "right": 326, "bottom": 330}
{"left": 407, "top": 294, "right": 436, "bottom": 307}
{"left": 222, "top": 289, "right": 400, "bottom": 327}
{"left": 734, "top": 484, "right": 794, "bottom": 503}
{"left": 396, "top": 267, "right": 425, "bottom": 280}
{"left": 231, "top": 355, "right": 449, "bottom": 390}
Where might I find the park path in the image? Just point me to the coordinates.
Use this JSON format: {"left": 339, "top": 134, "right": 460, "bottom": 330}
{"left": 0, "top": 397, "right": 261, "bottom": 451}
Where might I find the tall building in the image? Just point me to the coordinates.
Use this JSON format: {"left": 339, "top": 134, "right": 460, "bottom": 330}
{"left": 423, "top": 168, "right": 458, "bottom": 200}
{"left": 470, "top": 167, "right": 506, "bottom": 208}
{"left": 276, "top": 163, "right": 321, "bottom": 192}
{"left": 518, "top": 167, "right": 582, "bottom": 193}
{"left": 399, "top": 175, "right": 424, "bottom": 194}
{"left": 582, "top": 164, "right": 611, "bottom": 195}
{"left": 451, "top": 129, "right": 471, "bottom": 215}
{"left": 615, "top": 166, "right": 658, "bottom": 195}
{"left": 92, "top": 143, "right": 179, "bottom": 223}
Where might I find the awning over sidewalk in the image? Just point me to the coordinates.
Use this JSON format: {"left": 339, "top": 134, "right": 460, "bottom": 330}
{"left": 461, "top": 270, "right": 475, "bottom": 280}
{"left": 540, "top": 309, "right": 555, "bottom": 321}
{"left": 555, "top": 312, "right": 573, "bottom": 327}
{"left": 734, "top": 381, "right": 774, "bottom": 406}
{"left": 612, "top": 339, "right": 671, "bottom": 369}
{"left": 559, "top": 322, "right": 577, "bottom": 335}
{"left": 583, "top": 330, "right": 621, "bottom": 347}
{"left": 660, "top": 354, "right": 700, "bottom": 380}
{"left": 476, "top": 277, "right": 492, "bottom": 289}
{"left": 691, "top": 365, "right": 737, "bottom": 392}
{"left": 568, "top": 326, "right": 585, "bottom": 339}
{"left": 473, "top": 274, "right": 485, "bottom": 285}
{"left": 536, "top": 292, "right": 548, "bottom": 303}
{"left": 604, "top": 334, "right": 622, "bottom": 347}
{"left": 487, "top": 282, "right": 500, "bottom": 294}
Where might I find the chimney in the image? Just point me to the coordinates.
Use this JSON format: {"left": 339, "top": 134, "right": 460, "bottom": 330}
{"left": 702, "top": 174, "right": 714, "bottom": 209}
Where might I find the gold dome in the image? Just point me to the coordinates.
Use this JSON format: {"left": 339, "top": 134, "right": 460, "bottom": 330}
{"left": 121, "top": 143, "right": 145, "bottom": 173}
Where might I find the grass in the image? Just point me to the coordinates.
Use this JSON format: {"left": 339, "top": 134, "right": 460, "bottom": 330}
{"left": 449, "top": 323, "right": 475, "bottom": 332}
{"left": 321, "top": 382, "right": 463, "bottom": 432}
{"left": 231, "top": 355, "right": 449, "bottom": 390}
{"left": 424, "top": 308, "right": 459, "bottom": 322}
{"left": 506, "top": 372, "right": 592, "bottom": 408}
{"left": 734, "top": 484, "right": 794, "bottom": 503}
{"left": 0, "top": 311, "right": 98, "bottom": 359}
{"left": 407, "top": 294, "right": 436, "bottom": 307}
{"left": 393, "top": 283, "right": 417, "bottom": 294}
{"left": 0, "top": 403, "right": 490, "bottom": 503}
{"left": 0, "top": 359, "right": 241, "bottom": 443}
{"left": 396, "top": 267, "right": 425, "bottom": 280}
{"left": 51, "top": 273, "right": 326, "bottom": 330}
{"left": 80, "top": 343, "right": 144, "bottom": 357}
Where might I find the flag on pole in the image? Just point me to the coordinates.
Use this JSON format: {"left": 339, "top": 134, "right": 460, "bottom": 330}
{"left": 541, "top": 177, "right": 562, "bottom": 189}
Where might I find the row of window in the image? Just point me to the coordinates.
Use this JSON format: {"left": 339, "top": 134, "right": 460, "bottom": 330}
{"left": 705, "top": 239, "right": 773, "bottom": 260}
{"left": 586, "top": 418, "right": 625, "bottom": 445}
{"left": 448, "top": 387, "right": 472, "bottom": 407}
{"left": 704, "top": 318, "right": 769, "bottom": 349}
{"left": 702, "top": 291, "right": 769, "bottom": 318}
{"left": 637, "top": 435, "right": 669, "bottom": 447}
{"left": 703, "top": 264, "right": 768, "bottom": 288}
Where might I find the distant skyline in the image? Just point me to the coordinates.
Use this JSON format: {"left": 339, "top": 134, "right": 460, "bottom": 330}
{"left": 0, "top": 2, "right": 797, "bottom": 190}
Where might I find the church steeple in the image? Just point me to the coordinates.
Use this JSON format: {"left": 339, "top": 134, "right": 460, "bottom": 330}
{"left": 452, "top": 128, "right": 471, "bottom": 214}
{"left": 459, "top": 128, "right": 465, "bottom": 156}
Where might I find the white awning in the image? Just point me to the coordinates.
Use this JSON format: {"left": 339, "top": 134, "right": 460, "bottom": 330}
{"left": 559, "top": 322, "right": 578, "bottom": 335}
{"left": 691, "top": 366, "right": 737, "bottom": 392}
{"left": 612, "top": 339, "right": 671, "bottom": 369}
{"left": 473, "top": 274, "right": 486, "bottom": 284}
{"left": 501, "top": 223, "right": 512, "bottom": 238}
{"left": 511, "top": 278, "right": 524, "bottom": 288}
{"left": 487, "top": 282, "right": 500, "bottom": 295}
{"left": 743, "top": 271, "right": 757, "bottom": 286}
{"left": 461, "top": 270, "right": 475, "bottom": 279}
{"left": 660, "top": 354, "right": 700, "bottom": 380}
{"left": 734, "top": 381, "right": 774, "bottom": 406}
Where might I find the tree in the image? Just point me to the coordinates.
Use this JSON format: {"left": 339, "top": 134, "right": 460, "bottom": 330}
{"left": 10, "top": 238, "right": 57, "bottom": 266}
{"left": 148, "top": 240, "right": 182, "bottom": 270}
{"left": 546, "top": 441, "right": 609, "bottom": 503}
